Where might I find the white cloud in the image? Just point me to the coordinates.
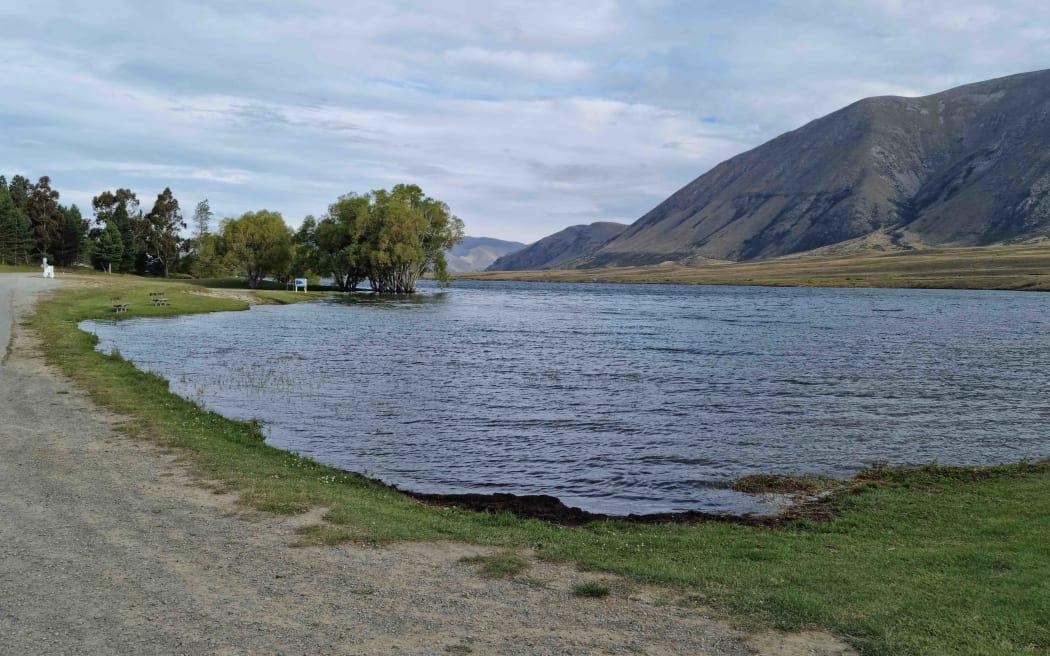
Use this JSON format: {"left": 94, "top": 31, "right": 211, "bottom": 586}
{"left": 2, "top": 1, "right": 1050, "bottom": 242}
{"left": 445, "top": 47, "right": 593, "bottom": 82}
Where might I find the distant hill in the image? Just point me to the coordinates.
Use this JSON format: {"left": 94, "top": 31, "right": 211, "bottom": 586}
{"left": 445, "top": 236, "right": 526, "bottom": 272}
{"left": 572, "top": 69, "right": 1050, "bottom": 266}
{"left": 485, "top": 222, "right": 628, "bottom": 271}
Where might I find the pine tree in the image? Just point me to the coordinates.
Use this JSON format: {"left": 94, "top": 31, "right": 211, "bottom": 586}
{"left": 111, "top": 200, "right": 136, "bottom": 273}
{"left": 56, "top": 204, "right": 88, "bottom": 266}
{"left": 92, "top": 220, "right": 124, "bottom": 274}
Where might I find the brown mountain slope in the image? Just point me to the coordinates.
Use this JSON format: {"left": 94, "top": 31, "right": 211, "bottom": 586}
{"left": 581, "top": 69, "right": 1050, "bottom": 266}
{"left": 486, "top": 222, "right": 628, "bottom": 271}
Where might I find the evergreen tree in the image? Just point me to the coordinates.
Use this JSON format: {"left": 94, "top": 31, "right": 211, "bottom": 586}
{"left": 0, "top": 179, "right": 34, "bottom": 265}
{"left": 111, "top": 200, "right": 136, "bottom": 273}
{"left": 0, "top": 181, "right": 14, "bottom": 264}
{"left": 92, "top": 220, "right": 125, "bottom": 274}
{"left": 56, "top": 204, "right": 88, "bottom": 266}
{"left": 26, "top": 176, "right": 63, "bottom": 260}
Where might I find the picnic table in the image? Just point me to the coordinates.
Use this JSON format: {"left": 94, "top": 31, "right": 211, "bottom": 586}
{"left": 151, "top": 297, "right": 170, "bottom": 306}
{"left": 113, "top": 303, "right": 129, "bottom": 314}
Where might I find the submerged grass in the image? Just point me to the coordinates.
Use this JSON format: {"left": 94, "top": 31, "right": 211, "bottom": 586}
{"left": 25, "top": 275, "right": 1050, "bottom": 656}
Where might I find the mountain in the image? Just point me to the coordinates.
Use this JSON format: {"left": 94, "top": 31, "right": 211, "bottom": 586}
{"left": 485, "top": 222, "right": 629, "bottom": 271}
{"left": 445, "top": 236, "right": 527, "bottom": 272}
{"left": 578, "top": 69, "right": 1050, "bottom": 266}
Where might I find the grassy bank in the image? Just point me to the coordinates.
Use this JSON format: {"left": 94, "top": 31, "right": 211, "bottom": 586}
{"left": 460, "top": 243, "right": 1050, "bottom": 292}
{"left": 27, "top": 275, "right": 1050, "bottom": 655}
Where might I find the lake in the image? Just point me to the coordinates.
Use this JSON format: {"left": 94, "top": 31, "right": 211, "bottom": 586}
{"left": 81, "top": 281, "right": 1050, "bottom": 515}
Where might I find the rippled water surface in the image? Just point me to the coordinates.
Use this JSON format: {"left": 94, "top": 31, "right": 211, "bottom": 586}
{"left": 82, "top": 281, "right": 1050, "bottom": 514}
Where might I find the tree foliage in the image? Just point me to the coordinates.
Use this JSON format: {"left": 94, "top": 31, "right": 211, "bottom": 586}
{"left": 0, "top": 174, "right": 85, "bottom": 266}
{"left": 219, "top": 210, "right": 292, "bottom": 288}
{"left": 144, "top": 187, "right": 185, "bottom": 277}
{"left": 56, "top": 204, "right": 88, "bottom": 266}
{"left": 305, "top": 184, "right": 464, "bottom": 293}
{"left": 91, "top": 220, "right": 124, "bottom": 274}
{"left": 26, "top": 176, "right": 64, "bottom": 261}
{"left": 0, "top": 178, "right": 34, "bottom": 264}
{"left": 2, "top": 174, "right": 461, "bottom": 290}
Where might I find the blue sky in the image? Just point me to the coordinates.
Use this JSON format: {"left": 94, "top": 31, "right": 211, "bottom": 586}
{"left": 1, "top": 1, "right": 1048, "bottom": 243}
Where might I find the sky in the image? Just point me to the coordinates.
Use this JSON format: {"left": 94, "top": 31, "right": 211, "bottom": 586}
{"left": 1, "top": 1, "right": 1049, "bottom": 244}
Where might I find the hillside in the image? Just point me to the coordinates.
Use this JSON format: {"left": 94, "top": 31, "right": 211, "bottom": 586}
{"left": 486, "top": 222, "right": 628, "bottom": 271}
{"left": 445, "top": 236, "right": 526, "bottom": 272}
{"left": 577, "top": 69, "right": 1050, "bottom": 266}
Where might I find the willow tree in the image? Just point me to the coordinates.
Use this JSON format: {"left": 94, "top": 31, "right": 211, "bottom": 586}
{"left": 219, "top": 210, "right": 292, "bottom": 288}
{"left": 316, "top": 193, "right": 371, "bottom": 291}
{"left": 367, "top": 184, "right": 463, "bottom": 293}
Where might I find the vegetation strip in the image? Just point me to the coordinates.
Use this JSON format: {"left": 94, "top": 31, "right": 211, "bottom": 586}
{"left": 27, "top": 274, "right": 1050, "bottom": 656}
{"left": 459, "top": 243, "right": 1050, "bottom": 292}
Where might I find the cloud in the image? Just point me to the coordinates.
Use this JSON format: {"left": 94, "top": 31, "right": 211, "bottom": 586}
{"left": 1, "top": 1, "right": 1049, "bottom": 242}
{"left": 445, "top": 47, "right": 593, "bottom": 82}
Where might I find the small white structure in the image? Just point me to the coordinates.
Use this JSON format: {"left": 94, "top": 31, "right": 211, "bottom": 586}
{"left": 41, "top": 258, "right": 54, "bottom": 279}
{"left": 293, "top": 278, "right": 308, "bottom": 292}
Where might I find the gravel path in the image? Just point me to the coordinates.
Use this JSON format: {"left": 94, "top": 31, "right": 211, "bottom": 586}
{"left": 0, "top": 273, "right": 855, "bottom": 655}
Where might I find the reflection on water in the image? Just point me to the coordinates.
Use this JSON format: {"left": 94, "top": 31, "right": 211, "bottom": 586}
{"left": 81, "top": 281, "right": 1050, "bottom": 514}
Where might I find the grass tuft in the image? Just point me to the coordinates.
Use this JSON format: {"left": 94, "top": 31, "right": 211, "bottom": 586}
{"left": 573, "top": 581, "right": 611, "bottom": 598}
{"left": 731, "top": 473, "right": 839, "bottom": 495}
{"left": 459, "top": 552, "right": 530, "bottom": 579}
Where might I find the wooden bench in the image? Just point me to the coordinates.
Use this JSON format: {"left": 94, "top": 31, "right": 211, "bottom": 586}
{"left": 113, "top": 303, "right": 129, "bottom": 314}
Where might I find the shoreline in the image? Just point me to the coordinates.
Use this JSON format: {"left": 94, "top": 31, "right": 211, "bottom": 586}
{"left": 456, "top": 243, "right": 1050, "bottom": 292}
{"left": 13, "top": 272, "right": 1050, "bottom": 654}
{"left": 5, "top": 272, "right": 841, "bottom": 656}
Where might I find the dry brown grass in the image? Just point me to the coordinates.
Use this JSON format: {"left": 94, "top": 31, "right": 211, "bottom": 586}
{"left": 458, "top": 244, "right": 1050, "bottom": 291}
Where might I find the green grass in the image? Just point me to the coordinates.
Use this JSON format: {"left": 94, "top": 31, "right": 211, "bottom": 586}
{"left": 459, "top": 552, "right": 530, "bottom": 579}
{"left": 186, "top": 277, "right": 342, "bottom": 292}
{"left": 573, "top": 581, "right": 611, "bottom": 598}
{"left": 0, "top": 263, "right": 44, "bottom": 273}
{"left": 24, "top": 276, "right": 1050, "bottom": 656}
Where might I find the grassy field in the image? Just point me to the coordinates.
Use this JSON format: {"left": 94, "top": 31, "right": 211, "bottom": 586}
{"left": 24, "top": 274, "right": 1050, "bottom": 656}
{"left": 461, "top": 243, "right": 1050, "bottom": 291}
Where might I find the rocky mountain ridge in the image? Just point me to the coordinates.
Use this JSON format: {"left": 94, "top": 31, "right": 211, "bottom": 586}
{"left": 564, "top": 69, "right": 1050, "bottom": 266}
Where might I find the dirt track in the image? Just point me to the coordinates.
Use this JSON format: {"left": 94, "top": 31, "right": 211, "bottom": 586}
{"left": 0, "top": 273, "right": 855, "bottom": 655}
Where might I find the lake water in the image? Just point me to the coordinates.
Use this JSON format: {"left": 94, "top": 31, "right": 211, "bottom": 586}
{"left": 81, "top": 281, "right": 1050, "bottom": 515}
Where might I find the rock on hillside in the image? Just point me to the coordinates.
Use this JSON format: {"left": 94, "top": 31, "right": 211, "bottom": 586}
{"left": 445, "top": 236, "right": 527, "bottom": 272}
{"left": 486, "top": 222, "right": 628, "bottom": 271}
{"left": 580, "top": 69, "right": 1050, "bottom": 266}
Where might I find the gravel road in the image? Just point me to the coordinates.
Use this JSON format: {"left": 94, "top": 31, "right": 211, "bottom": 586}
{"left": 0, "top": 273, "right": 855, "bottom": 656}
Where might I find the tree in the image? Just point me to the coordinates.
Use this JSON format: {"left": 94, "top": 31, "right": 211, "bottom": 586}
{"left": 109, "top": 200, "right": 137, "bottom": 273}
{"left": 26, "top": 176, "right": 64, "bottom": 260}
{"left": 8, "top": 175, "right": 30, "bottom": 212}
{"left": 192, "top": 199, "right": 212, "bottom": 241}
{"left": 91, "top": 188, "right": 139, "bottom": 226}
{"left": 143, "top": 187, "right": 185, "bottom": 277}
{"left": 289, "top": 215, "right": 322, "bottom": 285}
{"left": 219, "top": 210, "right": 292, "bottom": 288}
{"left": 188, "top": 199, "right": 223, "bottom": 277}
{"left": 92, "top": 189, "right": 143, "bottom": 272}
{"left": 315, "top": 194, "right": 372, "bottom": 291}
{"left": 91, "top": 220, "right": 124, "bottom": 274}
{"left": 361, "top": 184, "right": 463, "bottom": 293}
{"left": 55, "top": 204, "right": 88, "bottom": 266}
{"left": 0, "top": 181, "right": 33, "bottom": 265}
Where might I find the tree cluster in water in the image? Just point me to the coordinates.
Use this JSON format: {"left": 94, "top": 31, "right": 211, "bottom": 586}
{"left": 293, "top": 184, "right": 464, "bottom": 293}
{"left": 0, "top": 174, "right": 462, "bottom": 293}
